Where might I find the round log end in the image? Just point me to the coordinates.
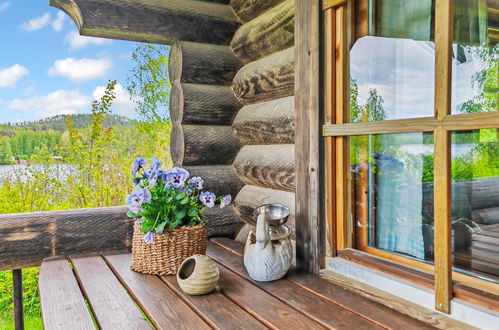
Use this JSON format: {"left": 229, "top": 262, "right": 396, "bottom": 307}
{"left": 170, "top": 80, "right": 183, "bottom": 123}
{"left": 168, "top": 39, "right": 182, "bottom": 83}
{"left": 170, "top": 123, "right": 184, "bottom": 167}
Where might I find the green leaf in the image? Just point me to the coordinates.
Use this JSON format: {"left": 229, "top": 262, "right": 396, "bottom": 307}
{"left": 187, "top": 208, "right": 198, "bottom": 217}
{"left": 175, "top": 193, "right": 184, "bottom": 200}
{"left": 174, "top": 208, "right": 187, "bottom": 220}
{"left": 155, "top": 222, "right": 166, "bottom": 234}
{"left": 180, "top": 197, "right": 189, "bottom": 205}
{"left": 127, "top": 210, "right": 139, "bottom": 218}
{"left": 141, "top": 221, "right": 153, "bottom": 233}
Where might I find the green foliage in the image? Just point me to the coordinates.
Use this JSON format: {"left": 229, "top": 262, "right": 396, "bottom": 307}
{"left": 0, "top": 268, "right": 40, "bottom": 328}
{"left": 127, "top": 44, "right": 171, "bottom": 123}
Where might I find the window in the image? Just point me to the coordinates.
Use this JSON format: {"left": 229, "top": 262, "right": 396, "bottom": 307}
{"left": 324, "top": 0, "right": 498, "bottom": 313}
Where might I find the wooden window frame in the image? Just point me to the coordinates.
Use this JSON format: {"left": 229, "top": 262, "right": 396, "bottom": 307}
{"left": 323, "top": 0, "right": 499, "bottom": 313}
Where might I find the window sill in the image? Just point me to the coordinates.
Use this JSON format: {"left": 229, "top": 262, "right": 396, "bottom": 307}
{"left": 336, "top": 249, "right": 499, "bottom": 313}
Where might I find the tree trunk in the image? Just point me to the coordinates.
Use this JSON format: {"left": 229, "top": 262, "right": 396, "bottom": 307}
{"left": 232, "top": 96, "right": 295, "bottom": 144}
{"left": 233, "top": 145, "right": 295, "bottom": 192}
{"left": 169, "top": 40, "right": 241, "bottom": 85}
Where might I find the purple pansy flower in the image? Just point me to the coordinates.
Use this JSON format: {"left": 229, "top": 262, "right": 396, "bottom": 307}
{"left": 220, "top": 195, "right": 232, "bottom": 209}
{"left": 125, "top": 186, "right": 151, "bottom": 213}
{"left": 132, "top": 157, "right": 146, "bottom": 177}
{"left": 200, "top": 191, "right": 216, "bottom": 208}
{"left": 143, "top": 231, "right": 155, "bottom": 244}
{"left": 164, "top": 167, "right": 190, "bottom": 189}
{"left": 188, "top": 176, "right": 204, "bottom": 190}
{"left": 145, "top": 157, "right": 161, "bottom": 179}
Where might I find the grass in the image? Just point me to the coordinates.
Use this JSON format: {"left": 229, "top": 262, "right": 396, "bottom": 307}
{"left": 0, "top": 268, "right": 42, "bottom": 330}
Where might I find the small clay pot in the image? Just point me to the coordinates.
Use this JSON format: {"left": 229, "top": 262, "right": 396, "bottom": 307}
{"left": 176, "top": 254, "right": 219, "bottom": 295}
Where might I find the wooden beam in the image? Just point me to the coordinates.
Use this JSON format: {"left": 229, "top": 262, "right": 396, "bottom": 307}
{"left": 233, "top": 145, "right": 295, "bottom": 192}
{"left": 170, "top": 124, "right": 241, "bottom": 166}
{"left": 232, "top": 96, "right": 295, "bottom": 145}
{"left": 230, "top": 0, "right": 286, "bottom": 23}
{"left": 170, "top": 82, "right": 241, "bottom": 125}
{"left": 232, "top": 47, "right": 294, "bottom": 105}
{"left": 434, "top": 0, "right": 454, "bottom": 314}
{"left": 169, "top": 40, "right": 241, "bottom": 85}
{"left": 50, "top": 0, "right": 240, "bottom": 45}
{"left": 295, "top": 0, "right": 322, "bottom": 274}
{"left": 231, "top": 0, "right": 294, "bottom": 63}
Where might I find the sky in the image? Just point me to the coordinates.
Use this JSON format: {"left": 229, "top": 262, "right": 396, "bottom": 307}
{"left": 0, "top": 0, "right": 140, "bottom": 123}
{"left": 351, "top": 36, "right": 482, "bottom": 120}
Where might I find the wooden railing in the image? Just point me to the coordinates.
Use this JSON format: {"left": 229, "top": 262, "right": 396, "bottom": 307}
{"left": 0, "top": 205, "right": 243, "bottom": 329}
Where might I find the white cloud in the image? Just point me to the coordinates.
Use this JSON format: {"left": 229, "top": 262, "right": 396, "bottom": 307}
{"left": 48, "top": 57, "right": 112, "bottom": 82}
{"left": 0, "top": 1, "right": 11, "bottom": 12}
{"left": 9, "top": 90, "right": 90, "bottom": 119}
{"left": 21, "top": 12, "right": 51, "bottom": 32}
{"left": 51, "top": 11, "right": 66, "bottom": 31}
{"left": 0, "top": 64, "right": 28, "bottom": 87}
{"left": 93, "top": 84, "right": 137, "bottom": 117}
{"left": 65, "top": 30, "right": 111, "bottom": 50}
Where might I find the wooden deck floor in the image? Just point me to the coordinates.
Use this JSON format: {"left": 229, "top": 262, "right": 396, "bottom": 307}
{"left": 39, "top": 238, "right": 435, "bottom": 329}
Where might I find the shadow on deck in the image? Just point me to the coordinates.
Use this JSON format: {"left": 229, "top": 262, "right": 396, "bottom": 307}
{"left": 39, "top": 238, "right": 434, "bottom": 329}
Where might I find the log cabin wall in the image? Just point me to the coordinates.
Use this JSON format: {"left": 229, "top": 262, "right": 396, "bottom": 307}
{"left": 168, "top": 39, "right": 246, "bottom": 238}
{"left": 229, "top": 0, "right": 296, "bottom": 236}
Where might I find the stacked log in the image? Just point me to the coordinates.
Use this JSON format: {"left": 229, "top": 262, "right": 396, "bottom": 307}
{"left": 231, "top": 0, "right": 294, "bottom": 63}
{"left": 168, "top": 40, "right": 244, "bottom": 238}
{"left": 228, "top": 2, "right": 296, "bottom": 240}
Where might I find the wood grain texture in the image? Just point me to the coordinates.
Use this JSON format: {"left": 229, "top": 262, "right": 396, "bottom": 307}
{"left": 294, "top": 0, "right": 322, "bottom": 273}
{"left": 204, "top": 205, "right": 244, "bottom": 238}
{"left": 184, "top": 165, "right": 244, "bottom": 197}
{"left": 170, "top": 82, "right": 241, "bottom": 125}
{"left": 71, "top": 255, "right": 149, "bottom": 329}
{"left": 232, "top": 46, "right": 294, "bottom": 105}
{"left": 103, "top": 253, "right": 210, "bottom": 330}
{"left": 39, "top": 259, "right": 95, "bottom": 330}
{"left": 230, "top": 0, "right": 286, "bottom": 23}
{"left": 232, "top": 96, "right": 295, "bottom": 145}
{"left": 320, "top": 269, "right": 468, "bottom": 330}
{"left": 217, "top": 266, "right": 327, "bottom": 329}
{"left": 169, "top": 40, "right": 241, "bottom": 85}
{"left": 210, "top": 238, "right": 433, "bottom": 329}
{"left": 0, "top": 206, "right": 133, "bottom": 271}
{"left": 231, "top": 0, "right": 294, "bottom": 63}
{"left": 207, "top": 242, "right": 383, "bottom": 329}
{"left": 160, "top": 275, "right": 266, "bottom": 329}
{"left": 171, "top": 124, "right": 241, "bottom": 166}
{"left": 12, "top": 269, "right": 23, "bottom": 330}
{"left": 50, "top": 0, "right": 240, "bottom": 45}
{"left": 233, "top": 144, "right": 295, "bottom": 192}
{"left": 434, "top": 0, "right": 454, "bottom": 314}
{"left": 233, "top": 185, "right": 295, "bottom": 227}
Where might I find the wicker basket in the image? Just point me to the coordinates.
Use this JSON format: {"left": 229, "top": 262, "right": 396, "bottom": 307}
{"left": 130, "top": 222, "right": 207, "bottom": 275}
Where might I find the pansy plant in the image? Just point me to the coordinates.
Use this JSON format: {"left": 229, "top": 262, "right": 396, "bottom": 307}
{"left": 126, "top": 157, "right": 231, "bottom": 244}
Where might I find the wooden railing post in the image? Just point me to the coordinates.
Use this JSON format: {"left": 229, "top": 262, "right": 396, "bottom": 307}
{"left": 12, "top": 269, "right": 24, "bottom": 330}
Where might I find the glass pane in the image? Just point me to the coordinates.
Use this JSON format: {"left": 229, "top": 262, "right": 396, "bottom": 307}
{"left": 452, "top": 0, "right": 498, "bottom": 114}
{"left": 351, "top": 133, "right": 434, "bottom": 262}
{"left": 350, "top": 36, "right": 435, "bottom": 121}
{"left": 451, "top": 129, "right": 499, "bottom": 282}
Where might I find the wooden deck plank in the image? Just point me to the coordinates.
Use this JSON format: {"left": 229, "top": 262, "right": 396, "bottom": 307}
{"left": 39, "top": 259, "right": 95, "bottom": 330}
{"left": 71, "top": 255, "right": 150, "bottom": 330}
{"left": 103, "top": 253, "right": 211, "bottom": 330}
{"left": 160, "top": 274, "right": 268, "bottom": 330}
{"left": 217, "top": 266, "right": 327, "bottom": 329}
{"left": 206, "top": 242, "right": 383, "bottom": 329}
{"left": 212, "top": 238, "right": 434, "bottom": 329}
